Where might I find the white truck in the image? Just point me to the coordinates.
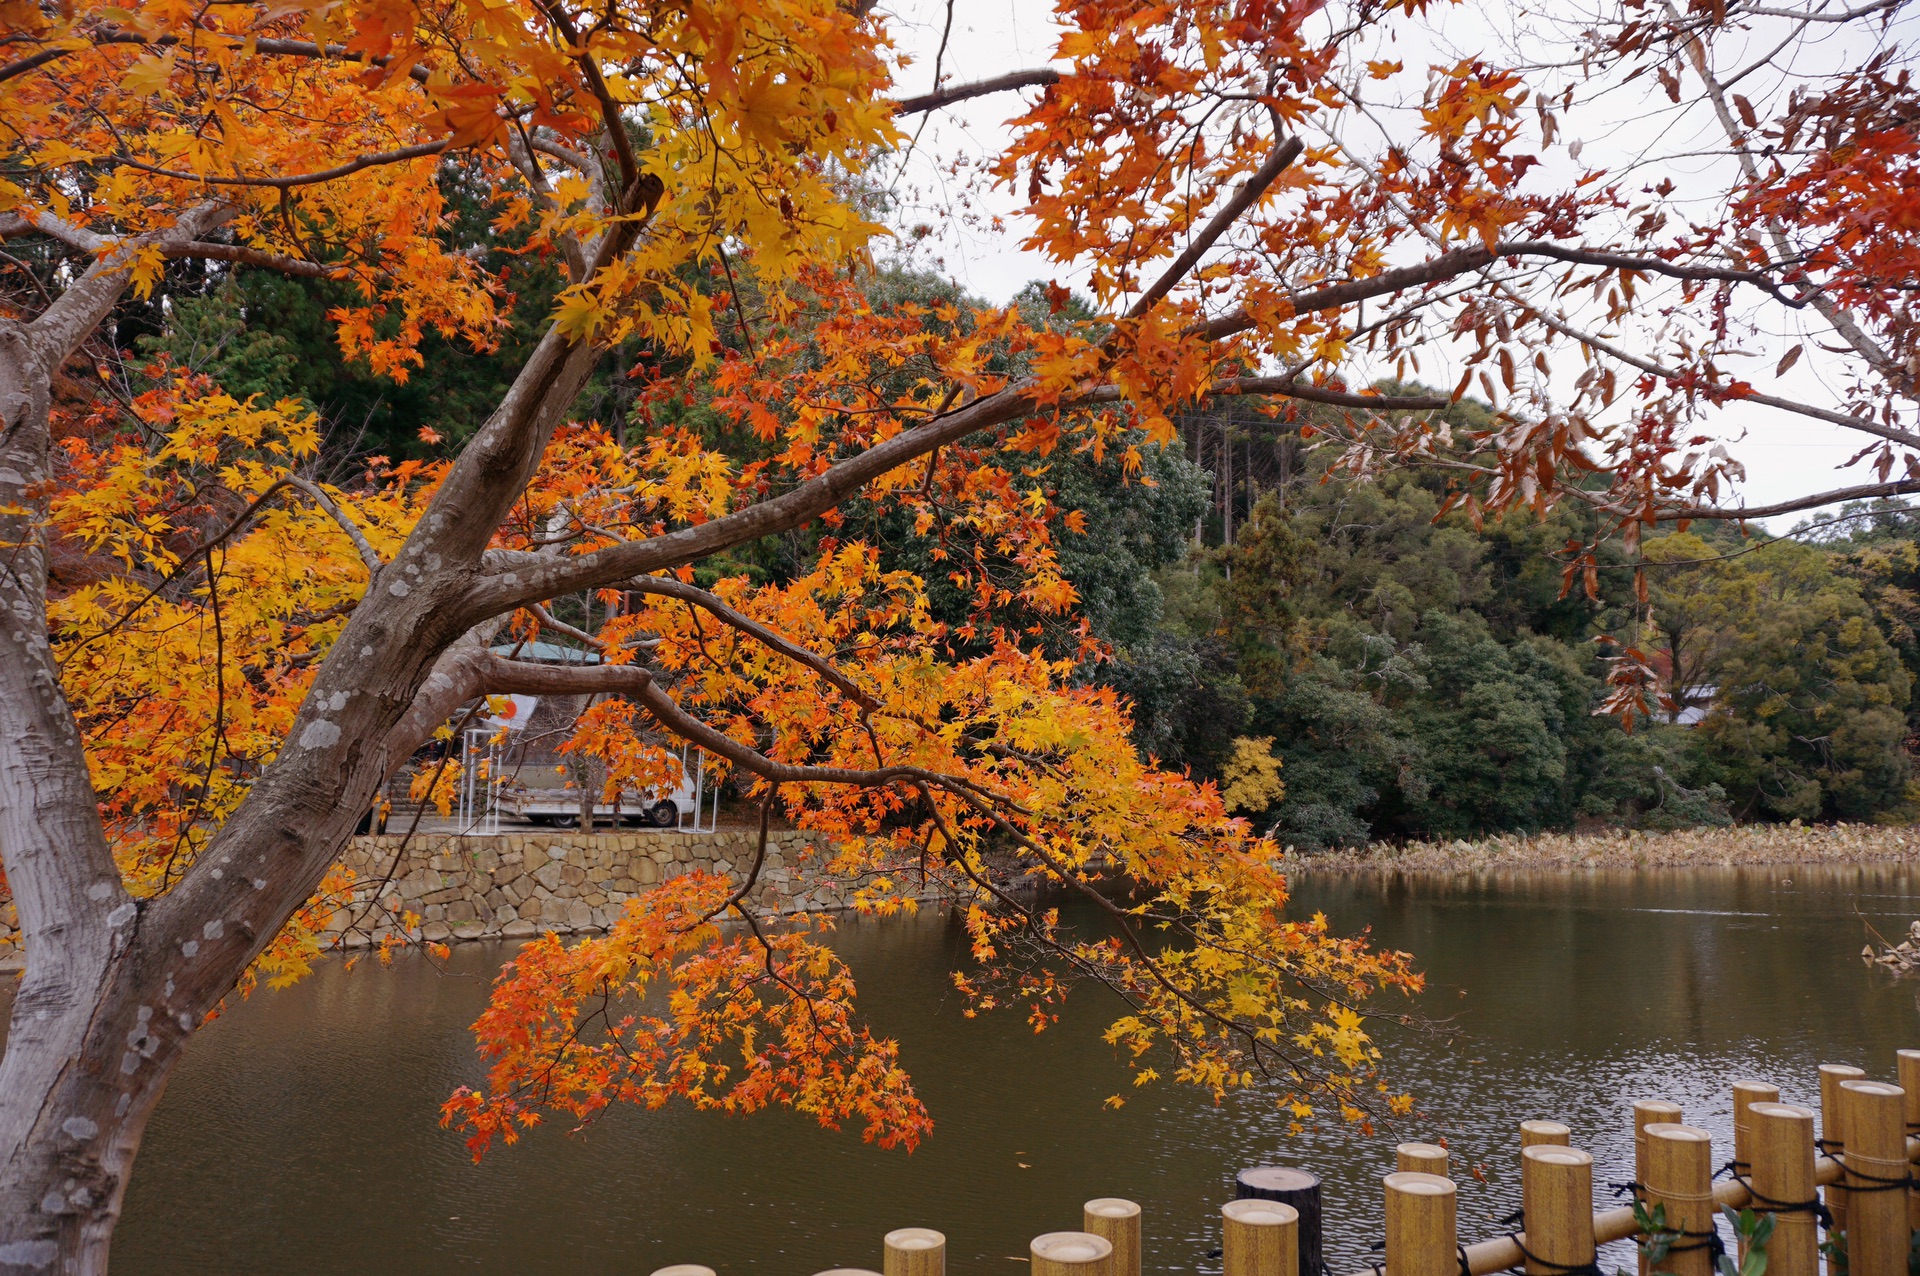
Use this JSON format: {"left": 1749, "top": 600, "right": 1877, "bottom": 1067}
{"left": 493, "top": 769, "right": 699, "bottom": 828}
{"left": 464, "top": 683, "right": 718, "bottom": 831}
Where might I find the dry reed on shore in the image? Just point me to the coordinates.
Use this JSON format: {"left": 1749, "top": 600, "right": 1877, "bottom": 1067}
{"left": 1285, "top": 823, "right": 1920, "bottom": 873}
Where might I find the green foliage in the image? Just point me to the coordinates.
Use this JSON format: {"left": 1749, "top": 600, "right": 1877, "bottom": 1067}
{"left": 1083, "top": 395, "right": 1917, "bottom": 844}
{"left": 1632, "top": 1199, "right": 1682, "bottom": 1272}
{"left": 1718, "top": 1206, "right": 1774, "bottom": 1276}
{"left": 136, "top": 280, "right": 303, "bottom": 403}
{"left": 1644, "top": 535, "right": 1912, "bottom": 821}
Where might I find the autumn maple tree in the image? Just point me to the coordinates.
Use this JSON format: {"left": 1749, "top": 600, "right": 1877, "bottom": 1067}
{"left": 3, "top": 0, "right": 1918, "bottom": 1267}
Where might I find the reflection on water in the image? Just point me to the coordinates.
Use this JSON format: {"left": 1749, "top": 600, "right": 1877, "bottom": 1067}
{"left": 77, "top": 866, "right": 1920, "bottom": 1272}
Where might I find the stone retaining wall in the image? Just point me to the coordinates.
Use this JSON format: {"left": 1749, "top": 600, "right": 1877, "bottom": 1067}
{"left": 0, "top": 828, "right": 920, "bottom": 966}
{"left": 323, "top": 828, "right": 892, "bottom": 946}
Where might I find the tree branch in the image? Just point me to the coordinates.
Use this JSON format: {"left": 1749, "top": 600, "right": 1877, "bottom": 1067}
{"left": 1530, "top": 307, "right": 1920, "bottom": 449}
{"left": 892, "top": 68, "right": 1062, "bottom": 115}
{"left": 1662, "top": 478, "right": 1920, "bottom": 522}
{"left": 165, "top": 241, "right": 337, "bottom": 279}
{"left": 623, "top": 576, "right": 879, "bottom": 711}
{"left": 472, "top": 657, "right": 964, "bottom": 793}
{"left": 0, "top": 31, "right": 438, "bottom": 87}
{"left": 1123, "top": 135, "right": 1303, "bottom": 323}
{"left": 286, "top": 476, "right": 383, "bottom": 573}
{"left": 110, "top": 141, "right": 450, "bottom": 191}
{"left": 1212, "top": 377, "right": 1451, "bottom": 410}
{"left": 0, "top": 209, "right": 109, "bottom": 253}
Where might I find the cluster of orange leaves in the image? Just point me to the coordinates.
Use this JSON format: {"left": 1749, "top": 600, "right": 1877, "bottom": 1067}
{"left": 442, "top": 871, "right": 927, "bottom": 1157}
{"left": 2, "top": 0, "right": 1470, "bottom": 1153}
{"left": 436, "top": 277, "right": 1423, "bottom": 1148}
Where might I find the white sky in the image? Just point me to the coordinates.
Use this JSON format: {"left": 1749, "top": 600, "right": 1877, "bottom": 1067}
{"left": 874, "top": 0, "right": 1902, "bottom": 533}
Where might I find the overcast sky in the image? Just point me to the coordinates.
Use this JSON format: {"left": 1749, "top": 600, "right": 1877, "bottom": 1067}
{"left": 874, "top": 1, "right": 1899, "bottom": 533}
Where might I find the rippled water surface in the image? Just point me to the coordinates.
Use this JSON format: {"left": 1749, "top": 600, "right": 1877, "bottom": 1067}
{"left": 85, "top": 865, "right": 1920, "bottom": 1272}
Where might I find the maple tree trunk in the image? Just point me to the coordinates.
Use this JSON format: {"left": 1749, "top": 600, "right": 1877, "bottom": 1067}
{"left": 0, "top": 273, "right": 611, "bottom": 1268}
{"left": 0, "top": 346, "right": 394, "bottom": 1268}
{"left": 0, "top": 319, "right": 140, "bottom": 1274}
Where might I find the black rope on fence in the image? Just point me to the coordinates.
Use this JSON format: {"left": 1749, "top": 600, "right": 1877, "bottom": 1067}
{"left": 1661, "top": 1225, "right": 1728, "bottom": 1264}
{"left": 1837, "top": 1163, "right": 1915, "bottom": 1193}
{"left": 1491, "top": 1208, "right": 1606, "bottom": 1276}
{"left": 1720, "top": 1170, "right": 1835, "bottom": 1229}
{"left": 1810, "top": 1140, "right": 1915, "bottom": 1193}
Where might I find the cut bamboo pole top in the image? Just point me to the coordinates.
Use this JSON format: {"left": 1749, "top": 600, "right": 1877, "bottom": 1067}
{"left": 1396, "top": 1143, "right": 1450, "bottom": 1174}
{"left": 1224, "top": 1199, "right": 1300, "bottom": 1276}
{"left": 1747, "top": 1103, "right": 1818, "bottom": 1276}
{"left": 883, "top": 1227, "right": 946, "bottom": 1276}
{"left": 1520, "top": 1145, "right": 1595, "bottom": 1276}
{"left": 1520, "top": 1121, "right": 1571, "bottom": 1148}
{"left": 1031, "top": 1231, "right": 1114, "bottom": 1275}
{"left": 1384, "top": 1172, "right": 1457, "bottom": 1276}
{"left": 1732, "top": 1081, "right": 1780, "bottom": 1170}
{"left": 1899, "top": 1052, "right": 1920, "bottom": 1129}
{"left": 1083, "top": 1199, "right": 1141, "bottom": 1276}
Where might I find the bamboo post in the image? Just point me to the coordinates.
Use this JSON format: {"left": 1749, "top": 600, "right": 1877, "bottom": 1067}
{"left": 1083, "top": 1199, "right": 1140, "bottom": 1276}
{"left": 1748, "top": 1102, "right": 1820, "bottom": 1276}
{"left": 1642, "top": 1123, "right": 1715, "bottom": 1276}
{"left": 1819, "top": 1063, "right": 1866, "bottom": 1244}
{"left": 1521, "top": 1121, "right": 1572, "bottom": 1149}
{"left": 1898, "top": 1052, "right": 1920, "bottom": 1233}
{"left": 1031, "top": 1232, "right": 1113, "bottom": 1276}
{"left": 1634, "top": 1100, "right": 1683, "bottom": 1171}
{"left": 1223, "top": 1199, "right": 1300, "bottom": 1276}
{"left": 1897, "top": 1052, "right": 1920, "bottom": 1132}
{"left": 1397, "top": 1143, "right": 1451, "bottom": 1175}
{"left": 1732, "top": 1081, "right": 1781, "bottom": 1176}
{"left": 1839, "top": 1081, "right": 1908, "bottom": 1276}
{"left": 1520, "top": 1146, "right": 1595, "bottom": 1276}
{"left": 1632, "top": 1101, "right": 1683, "bottom": 1276}
{"left": 1238, "top": 1166, "right": 1325, "bottom": 1276}
{"left": 1384, "top": 1172, "right": 1458, "bottom": 1276}
{"left": 883, "top": 1228, "right": 946, "bottom": 1276}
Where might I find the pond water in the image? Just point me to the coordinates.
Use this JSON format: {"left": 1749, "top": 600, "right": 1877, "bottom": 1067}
{"left": 84, "top": 865, "right": 1920, "bottom": 1272}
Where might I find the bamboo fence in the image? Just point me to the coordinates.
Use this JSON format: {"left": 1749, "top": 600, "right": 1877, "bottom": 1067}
{"left": 647, "top": 1052, "right": 1920, "bottom": 1276}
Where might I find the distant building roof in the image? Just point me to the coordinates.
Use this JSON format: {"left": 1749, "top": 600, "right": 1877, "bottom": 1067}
{"left": 1673, "top": 684, "right": 1717, "bottom": 727}
{"left": 488, "top": 640, "right": 600, "bottom": 665}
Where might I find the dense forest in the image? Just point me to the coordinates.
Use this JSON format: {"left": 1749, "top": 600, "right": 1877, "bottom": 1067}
{"left": 118, "top": 259, "right": 1920, "bottom": 848}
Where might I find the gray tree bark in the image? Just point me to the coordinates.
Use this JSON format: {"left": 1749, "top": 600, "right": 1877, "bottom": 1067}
{"left": 0, "top": 214, "right": 610, "bottom": 1268}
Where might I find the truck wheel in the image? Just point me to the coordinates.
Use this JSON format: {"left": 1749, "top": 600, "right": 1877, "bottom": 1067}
{"left": 648, "top": 800, "right": 677, "bottom": 828}
{"left": 551, "top": 813, "right": 580, "bottom": 830}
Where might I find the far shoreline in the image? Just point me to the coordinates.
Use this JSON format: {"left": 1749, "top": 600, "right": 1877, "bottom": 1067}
{"left": 1279, "top": 822, "right": 1920, "bottom": 874}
